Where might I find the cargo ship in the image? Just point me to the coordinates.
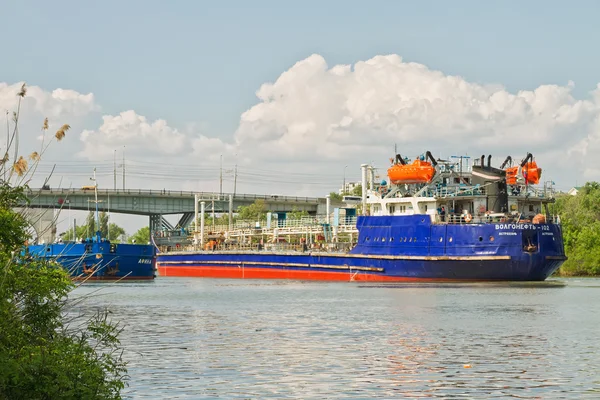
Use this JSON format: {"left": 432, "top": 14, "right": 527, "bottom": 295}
{"left": 156, "top": 152, "right": 565, "bottom": 281}
{"left": 27, "top": 170, "right": 156, "bottom": 281}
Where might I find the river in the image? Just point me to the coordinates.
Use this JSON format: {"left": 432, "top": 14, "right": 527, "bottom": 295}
{"left": 72, "top": 278, "right": 600, "bottom": 399}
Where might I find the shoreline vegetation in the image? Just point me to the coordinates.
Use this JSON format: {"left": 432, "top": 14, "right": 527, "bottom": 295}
{"left": 1, "top": 84, "right": 127, "bottom": 399}
{"left": 551, "top": 182, "right": 600, "bottom": 277}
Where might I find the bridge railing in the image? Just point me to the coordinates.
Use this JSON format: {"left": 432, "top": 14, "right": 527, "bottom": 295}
{"left": 27, "top": 188, "right": 321, "bottom": 203}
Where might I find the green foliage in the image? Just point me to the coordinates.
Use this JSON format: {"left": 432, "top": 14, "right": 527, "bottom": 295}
{"left": 237, "top": 200, "right": 266, "bottom": 221}
{"left": 330, "top": 185, "right": 361, "bottom": 201}
{"left": 128, "top": 226, "right": 150, "bottom": 244}
{"left": 350, "top": 184, "right": 362, "bottom": 196}
{"left": 62, "top": 212, "right": 125, "bottom": 242}
{"left": 553, "top": 182, "right": 600, "bottom": 276}
{"left": 329, "top": 192, "right": 342, "bottom": 201}
{"left": 0, "top": 91, "right": 127, "bottom": 399}
{"left": 0, "top": 258, "right": 127, "bottom": 399}
{"left": 287, "top": 207, "right": 309, "bottom": 220}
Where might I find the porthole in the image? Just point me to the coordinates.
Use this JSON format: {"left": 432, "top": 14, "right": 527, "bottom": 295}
{"left": 449, "top": 237, "right": 453, "bottom": 243}
{"left": 382, "top": 237, "right": 386, "bottom": 242}
{"left": 478, "top": 236, "right": 483, "bottom": 242}
{"left": 439, "top": 237, "right": 443, "bottom": 242}
{"left": 390, "top": 237, "right": 394, "bottom": 242}
{"left": 366, "top": 236, "right": 370, "bottom": 241}
{"left": 409, "top": 237, "right": 413, "bottom": 242}
{"left": 490, "top": 236, "right": 495, "bottom": 242}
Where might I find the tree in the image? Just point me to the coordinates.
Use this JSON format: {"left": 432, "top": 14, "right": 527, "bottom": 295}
{"left": 61, "top": 212, "right": 125, "bottom": 242}
{"left": 329, "top": 192, "right": 342, "bottom": 201}
{"left": 287, "top": 207, "right": 309, "bottom": 220}
{"left": 0, "top": 85, "right": 127, "bottom": 399}
{"left": 351, "top": 184, "right": 362, "bottom": 197}
{"left": 237, "top": 200, "right": 266, "bottom": 221}
{"left": 552, "top": 182, "right": 600, "bottom": 276}
{"left": 128, "top": 226, "right": 150, "bottom": 244}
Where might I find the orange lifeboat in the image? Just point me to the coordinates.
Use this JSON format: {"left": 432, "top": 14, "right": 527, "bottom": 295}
{"left": 522, "top": 161, "right": 542, "bottom": 185}
{"left": 506, "top": 166, "right": 518, "bottom": 185}
{"left": 505, "top": 159, "right": 542, "bottom": 186}
{"left": 388, "top": 159, "right": 436, "bottom": 184}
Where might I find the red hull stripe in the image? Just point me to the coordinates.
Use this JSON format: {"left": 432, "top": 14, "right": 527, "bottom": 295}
{"left": 158, "top": 265, "right": 458, "bottom": 282}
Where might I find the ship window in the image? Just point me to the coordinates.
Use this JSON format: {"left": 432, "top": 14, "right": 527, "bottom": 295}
{"left": 439, "top": 237, "right": 443, "bottom": 242}
{"left": 85, "top": 244, "right": 92, "bottom": 252}
{"left": 478, "top": 236, "right": 483, "bottom": 242}
{"left": 110, "top": 244, "right": 117, "bottom": 253}
{"left": 490, "top": 236, "right": 495, "bottom": 242}
{"left": 449, "top": 237, "right": 453, "bottom": 243}
{"left": 389, "top": 205, "right": 395, "bottom": 213}
{"left": 366, "top": 236, "right": 370, "bottom": 241}
{"left": 46, "top": 247, "right": 51, "bottom": 252}
{"left": 390, "top": 237, "right": 394, "bottom": 242}
{"left": 409, "top": 237, "right": 413, "bottom": 242}
{"left": 382, "top": 237, "right": 386, "bottom": 242}
{"left": 414, "top": 237, "right": 417, "bottom": 243}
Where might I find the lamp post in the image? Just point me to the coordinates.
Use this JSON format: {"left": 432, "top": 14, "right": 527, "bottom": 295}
{"left": 343, "top": 165, "right": 348, "bottom": 195}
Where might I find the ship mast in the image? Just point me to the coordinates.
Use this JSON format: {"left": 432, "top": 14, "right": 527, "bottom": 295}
{"left": 90, "top": 168, "right": 101, "bottom": 242}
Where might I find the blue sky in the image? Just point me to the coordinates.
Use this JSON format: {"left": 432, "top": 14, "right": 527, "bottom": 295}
{"left": 3, "top": 0, "right": 600, "bottom": 139}
{"left": 2, "top": 0, "right": 600, "bottom": 235}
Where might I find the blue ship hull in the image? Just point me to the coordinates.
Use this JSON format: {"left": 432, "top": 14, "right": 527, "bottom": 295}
{"left": 28, "top": 241, "right": 156, "bottom": 281}
{"left": 157, "top": 216, "right": 566, "bottom": 281}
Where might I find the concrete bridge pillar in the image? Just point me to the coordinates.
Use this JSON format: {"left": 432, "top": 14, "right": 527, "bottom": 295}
{"left": 16, "top": 208, "right": 56, "bottom": 244}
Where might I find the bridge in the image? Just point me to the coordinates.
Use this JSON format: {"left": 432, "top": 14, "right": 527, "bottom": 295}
{"left": 24, "top": 188, "right": 333, "bottom": 234}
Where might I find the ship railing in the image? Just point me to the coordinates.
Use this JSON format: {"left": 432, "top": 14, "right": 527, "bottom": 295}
{"left": 162, "top": 241, "right": 354, "bottom": 254}
{"left": 432, "top": 185, "right": 486, "bottom": 198}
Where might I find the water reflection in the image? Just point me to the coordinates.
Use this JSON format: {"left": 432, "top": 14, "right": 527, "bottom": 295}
{"left": 70, "top": 278, "right": 600, "bottom": 399}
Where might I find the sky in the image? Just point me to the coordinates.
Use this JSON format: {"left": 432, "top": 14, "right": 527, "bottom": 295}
{"left": 2, "top": 0, "right": 600, "bottom": 236}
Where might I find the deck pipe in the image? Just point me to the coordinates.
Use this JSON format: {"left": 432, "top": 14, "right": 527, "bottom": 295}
{"left": 326, "top": 194, "right": 331, "bottom": 224}
{"left": 200, "top": 201, "right": 205, "bottom": 247}
{"left": 228, "top": 194, "right": 233, "bottom": 231}
{"left": 194, "top": 194, "right": 199, "bottom": 241}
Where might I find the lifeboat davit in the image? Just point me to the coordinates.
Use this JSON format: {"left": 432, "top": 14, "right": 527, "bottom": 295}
{"left": 505, "top": 162, "right": 542, "bottom": 185}
{"left": 387, "top": 159, "right": 436, "bottom": 184}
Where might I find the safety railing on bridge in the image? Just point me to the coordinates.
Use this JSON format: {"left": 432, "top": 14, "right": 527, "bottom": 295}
{"left": 27, "top": 188, "right": 321, "bottom": 203}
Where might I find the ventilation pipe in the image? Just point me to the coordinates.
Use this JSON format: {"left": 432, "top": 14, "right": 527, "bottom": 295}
{"left": 326, "top": 194, "right": 331, "bottom": 224}
{"left": 200, "top": 201, "right": 205, "bottom": 247}
{"left": 361, "top": 164, "right": 368, "bottom": 216}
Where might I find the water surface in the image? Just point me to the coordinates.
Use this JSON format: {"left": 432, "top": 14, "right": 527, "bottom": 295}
{"left": 73, "top": 278, "right": 600, "bottom": 398}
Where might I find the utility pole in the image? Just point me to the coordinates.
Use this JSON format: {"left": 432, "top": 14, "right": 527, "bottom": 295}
{"left": 4, "top": 110, "right": 8, "bottom": 182}
{"left": 113, "top": 149, "right": 116, "bottom": 190}
{"left": 219, "top": 154, "right": 223, "bottom": 196}
{"left": 343, "top": 165, "right": 347, "bottom": 194}
{"left": 233, "top": 163, "right": 237, "bottom": 196}
{"left": 122, "top": 146, "right": 125, "bottom": 190}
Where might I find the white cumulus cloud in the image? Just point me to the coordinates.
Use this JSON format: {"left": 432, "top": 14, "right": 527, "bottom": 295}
{"left": 233, "top": 54, "right": 600, "bottom": 186}
{"left": 79, "top": 110, "right": 193, "bottom": 160}
{"left": 0, "top": 82, "right": 97, "bottom": 120}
